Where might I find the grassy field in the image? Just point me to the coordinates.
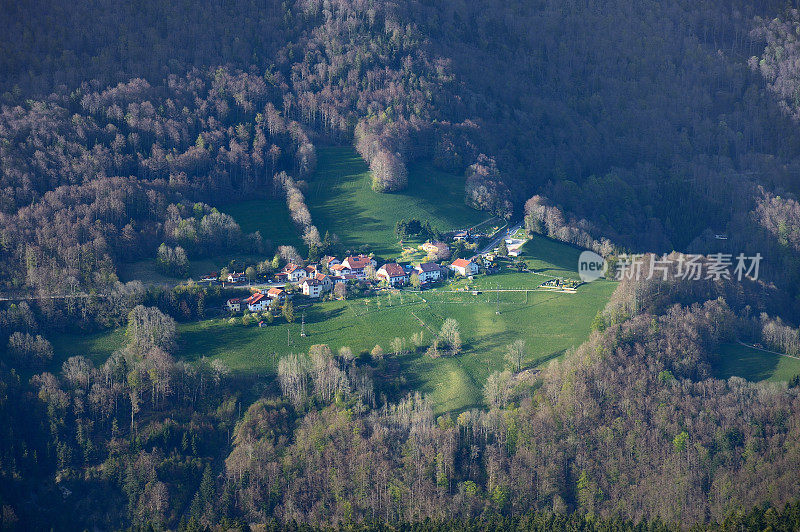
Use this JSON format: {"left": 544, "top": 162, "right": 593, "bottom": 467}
{"left": 712, "top": 343, "right": 800, "bottom": 383}
{"left": 307, "top": 146, "right": 490, "bottom": 258}
{"left": 53, "top": 235, "right": 616, "bottom": 413}
{"left": 118, "top": 254, "right": 266, "bottom": 284}
{"left": 48, "top": 328, "right": 127, "bottom": 370}
{"left": 220, "top": 198, "right": 305, "bottom": 251}
{"left": 518, "top": 234, "right": 586, "bottom": 278}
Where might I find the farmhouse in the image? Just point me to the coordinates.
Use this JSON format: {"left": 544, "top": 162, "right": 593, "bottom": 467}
{"left": 244, "top": 293, "right": 269, "bottom": 312}
{"left": 266, "top": 287, "right": 286, "bottom": 303}
{"left": 450, "top": 258, "right": 478, "bottom": 276}
{"left": 227, "top": 271, "right": 246, "bottom": 283}
{"left": 301, "top": 278, "right": 324, "bottom": 298}
{"left": 329, "top": 263, "right": 351, "bottom": 276}
{"left": 314, "top": 272, "right": 333, "bottom": 292}
{"left": 226, "top": 298, "right": 241, "bottom": 312}
{"left": 321, "top": 255, "right": 340, "bottom": 268}
{"left": 422, "top": 241, "right": 449, "bottom": 256}
{"left": 329, "top": 275, "right": 348, "bottom": 286}
{"left": 453, "top": 230, "right": 471, "bottom": 242}
{"left": 304, "top": 265, "right": 318, "bottom": 278}
{"left": 342, "top": 255, "right": 377, "bottom": 279}
{"left": 283, "top": 263, "right": 306, "bottom": 283}
{"left": 201, "top": 272, "right": 218, "bottom": 282}
{"left": 377, "top": 262, "right": 409, "bottom": 287}
{"left": 415, "top": 262, "right": 441, "bottom": 283}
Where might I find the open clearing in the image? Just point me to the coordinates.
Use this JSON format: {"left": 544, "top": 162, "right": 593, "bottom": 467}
{"left": 118, "top": 197, "right": 301, "bottom": 284}
{"left": 53, "top": 235, "right": 615, "bottom": 413}
{"left": 58, "top": 154, "right": 617, "bottom": 414}
{"left": 307, "top": 146, "right": 491, "bottom": 258}
{"left": 712, "top": 342, "right": 800, "bottom": 383}
{"left": 221, "top": 198, "right": 305, "bottom": 252}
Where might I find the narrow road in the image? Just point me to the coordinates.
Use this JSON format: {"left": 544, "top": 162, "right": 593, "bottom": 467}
{"left": 476, "top": 221, "right": 523, "bottom": 256}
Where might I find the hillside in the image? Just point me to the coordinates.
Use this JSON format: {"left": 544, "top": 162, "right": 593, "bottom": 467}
{"left": 4, "top": 0, "right": 800, "bottom": 529}
{"left": 49, "top": 234, "right": 613, "bottom": 414}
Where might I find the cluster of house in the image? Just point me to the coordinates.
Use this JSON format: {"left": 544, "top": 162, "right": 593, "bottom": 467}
{"left": 224, "top": 253, "right": 482, "bottom": 313}
{"left": 226, "top": 286, "right": 287, "bottom": 313}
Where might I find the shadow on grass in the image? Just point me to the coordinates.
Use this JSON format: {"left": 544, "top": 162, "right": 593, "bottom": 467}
{"left": 177, "top": 324, "right": 260, "bottom": 362}
{"left": 711, "top": 343, "right": 781, "bottom": 382}
{"left": 528, "top": 348, "right": 569, "bottom": 370}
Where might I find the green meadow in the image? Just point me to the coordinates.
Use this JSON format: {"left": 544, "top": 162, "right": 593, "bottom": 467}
{"left": 52, "top": 234, "right": 615, "bottom": 413}
{"left": 712, "top": 342, "right": 800, "bottom": 383}
{"left": 307, "top": 146, "right": 490, "bottom": 258}
{"left": 118, "top": 197, "right": 300, "bottom": 284}
{"left": 66, "top": 147, "right": 619, "bottom": 413}
{"left": 220, "top": 198, "right": 305, "bottom": 252}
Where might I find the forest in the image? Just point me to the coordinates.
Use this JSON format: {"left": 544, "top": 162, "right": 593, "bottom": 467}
{"left": 3, "top": 0, "right": 800, "bottom": 529}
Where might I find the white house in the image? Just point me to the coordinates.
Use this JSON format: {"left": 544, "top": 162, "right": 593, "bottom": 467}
{"left": 283, "top": 263, "right": 306, "bottom": 283}
{"left": 415, "top": 262, "right": 441, "bottom": 283}
{"left": 377, "top": 263, "right": 409, "bottom": 287}
{"left": 321, "top": 255, "right": 341, "bottom": 269}
{"left": 201, "top": 272, "right": 219, "bottom": 283}
{"left": 227, "top": 271, "right": 246, "bottom": 283}
{"left": 226, "top": 298, "right": 241, "bottom": 312}
{"left": 342, "top": 255, "right": 377, "bottom": 279}
{"left": 314, "top": 272, "right": 333, "bottom": 292}
{"left": 450, "top": 258, "right": 478, "bottom": 277}
{"left": 266, "top": 287, "right": 286, "bottom": 303}
{"left": 329, "top": 263, "right": 351, "bottom": 276}
{"left": 245, "top": 293, "right": 269, "bottom": 312}
{"left": 329, "top": 275, "right": 348, "bottom": 286}
{"left": 301, "top": 278, "right": 323, "bottom": 298}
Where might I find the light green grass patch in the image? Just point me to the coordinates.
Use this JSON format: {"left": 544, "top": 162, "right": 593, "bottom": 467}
{"left": 516, "top": 234, "right": 585, "bottom": 278}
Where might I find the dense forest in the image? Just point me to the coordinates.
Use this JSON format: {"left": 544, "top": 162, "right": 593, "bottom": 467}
{"left": 3, "top": 0, "right": 800, "bottom": 529}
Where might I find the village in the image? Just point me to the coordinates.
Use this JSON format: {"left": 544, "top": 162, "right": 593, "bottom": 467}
{"left": 209, "top": 225, "right": 556, "bottom": 326}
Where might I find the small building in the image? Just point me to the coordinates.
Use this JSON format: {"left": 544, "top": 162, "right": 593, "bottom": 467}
{"left": 227, "top": 271, "right": 246, "bottom": 283}
{"left": 266, "top": 287, "right": 286, "bottom": 303}
{"left": 453, "top": 230, "right": 471, "bottom": 242}
{"left": 304, "top": 264, "right": 318, "bottom": 278}
{"left": 329, "top": 275, "right": 348, "bottom": 286}
{"left": 377, "top": 263, "right": 409, "bottom": 287}
{"left": 301, "top": 278, "right": 324, "bottom": 298}
{"left": 201, "top": 272, "right": 219, "bottom": 283}
{"left": 342, "top": 255, "right": 377, "bottom": 279}
{"left": 245, "top": 293, "right": 269, "bottom": 312}
{"left": 450, "top": 258, "right": 479, "bottom": 277}
{"left": 330, "top": 263, "right": 351, "bottom": 276}
{"left": 422, "top": 241, "right": 449, "bottom": 256}
{"left": 321, "top": 255, "right": 340, "bottom": 268}
{"left": 314, "top": 272, "right": 333, "bottom": 292}
{"left": 226, "top": 298, "right": 241, "bottom": 312}
{"left": 283, "top": 263, "right": 306, "bottom": 283}
{"left": 415, "top": 262, "right": 441, "bottom": 283}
